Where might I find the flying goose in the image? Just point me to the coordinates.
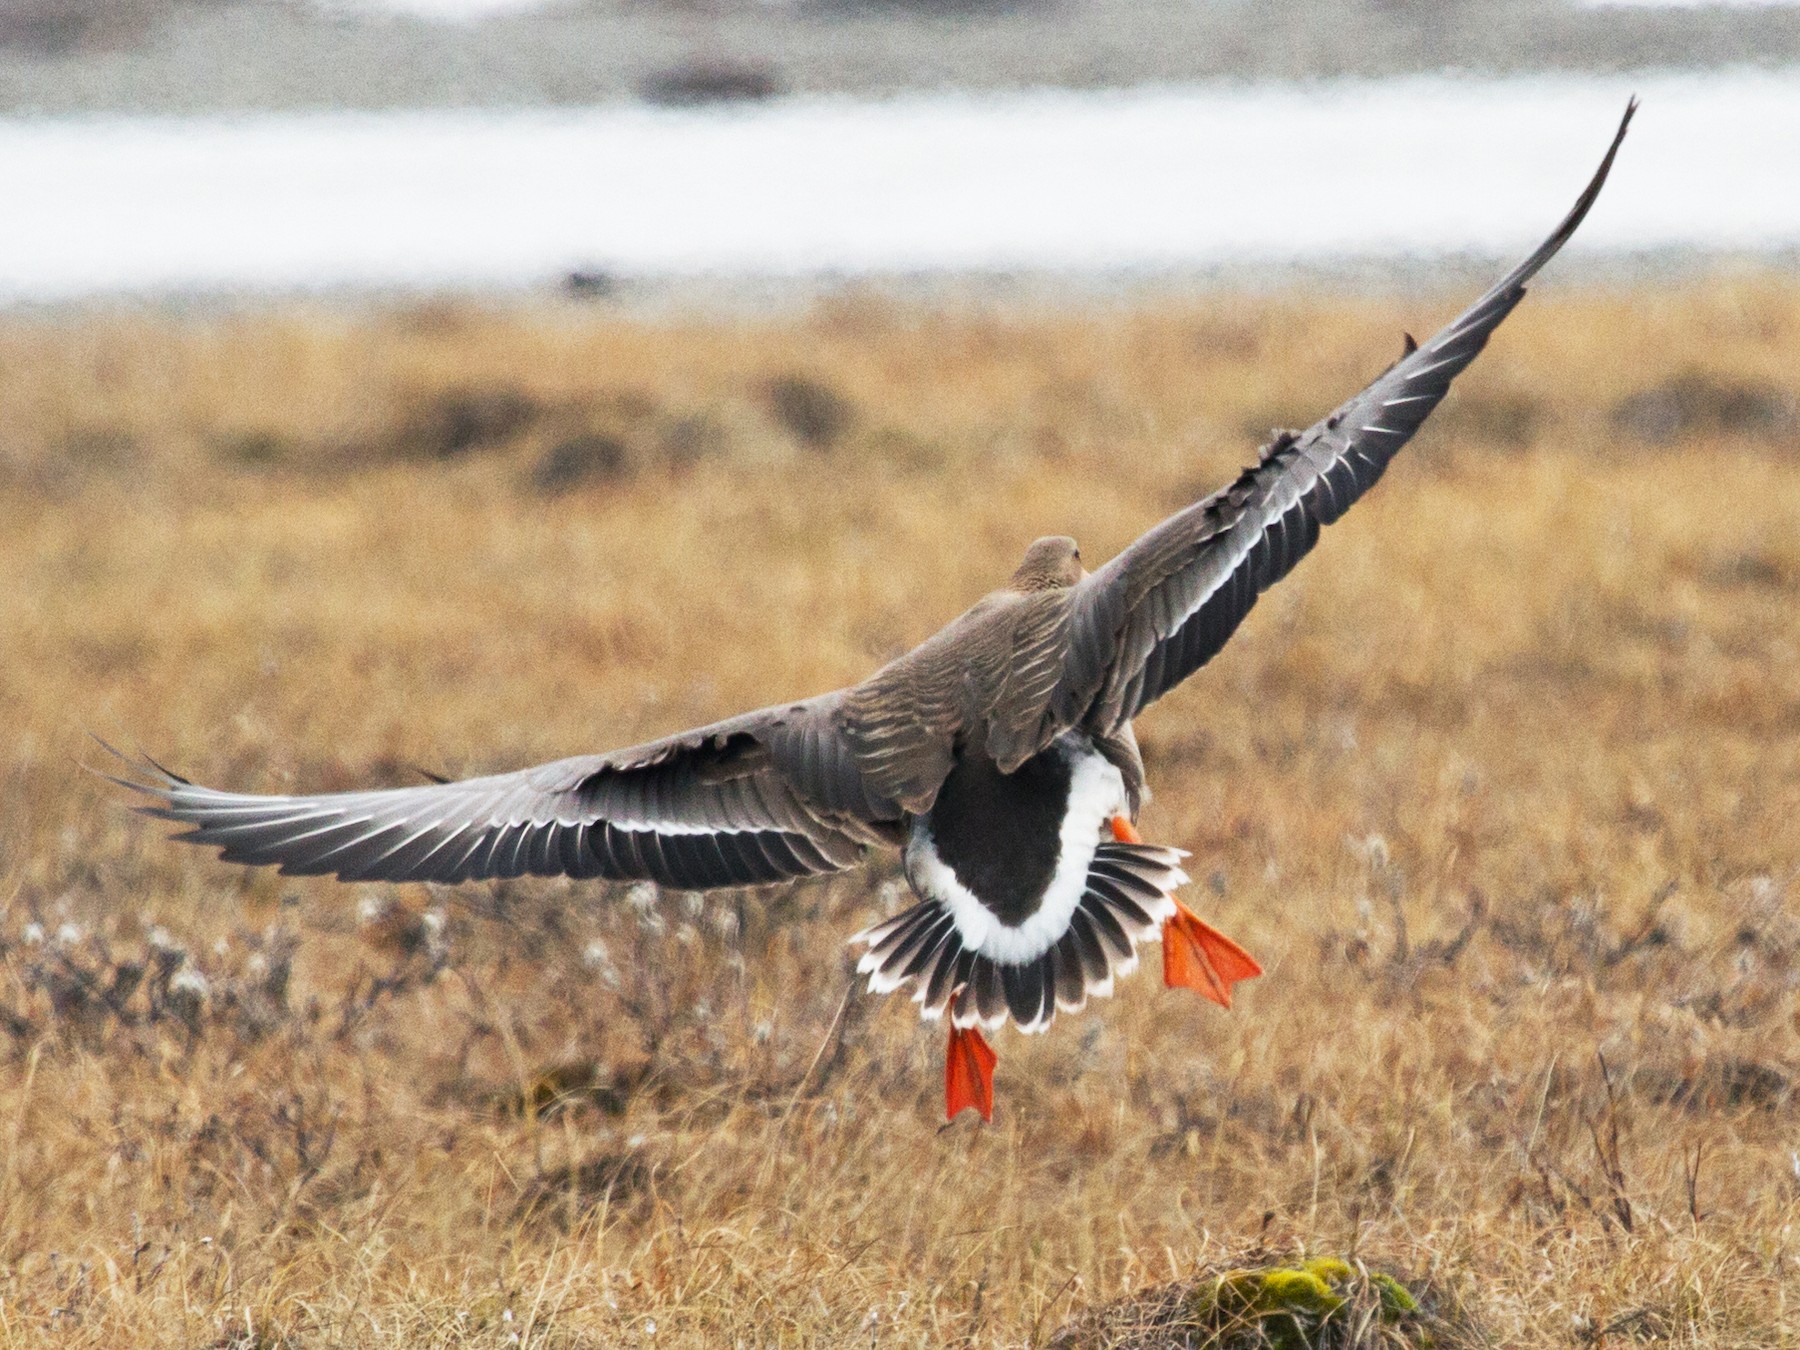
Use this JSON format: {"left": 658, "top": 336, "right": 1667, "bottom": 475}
{"left": 111, "top": 104, "right": 1633, "bottom": 1123}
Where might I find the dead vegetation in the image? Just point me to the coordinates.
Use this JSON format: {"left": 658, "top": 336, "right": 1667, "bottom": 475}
{"left": 1046, "top": 1254, "right": 1456, "bottom": 1350}
{"left": 3, "top": 278, "right": 1800, "bottom": 1346}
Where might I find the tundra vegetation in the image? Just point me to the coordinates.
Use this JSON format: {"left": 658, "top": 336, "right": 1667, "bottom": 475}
{"left": 2, "top": 280, "right": 1798, "bottom": 1346}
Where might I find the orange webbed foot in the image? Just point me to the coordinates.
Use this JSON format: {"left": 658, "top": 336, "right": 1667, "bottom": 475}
{"left": 1110, "top": 814, "right": 1142, "bottom": 844}
{"left": 945, "top": 1023, "right": 997, "bottom": 1123}
{"left": 1162, "top": 899, "right": 1263, "bottom": 1008}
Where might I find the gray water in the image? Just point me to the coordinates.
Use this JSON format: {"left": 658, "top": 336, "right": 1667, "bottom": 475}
{"left": 1, "top": 72, "right": 1794, "bottom": 301}
{"left": 5, "top": 0, "right": 1800, "bottom": 117}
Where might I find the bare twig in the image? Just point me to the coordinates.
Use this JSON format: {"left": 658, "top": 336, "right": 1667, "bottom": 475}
{"left": 1585, "top": 1052, "right": 1634, "bottom": 1234}
{"left": 1027, "top": 1269, "right": 1082, "bottom": 1350}
{"left": 1684, "top": 1138, "right": 1707, "bottom": 1225}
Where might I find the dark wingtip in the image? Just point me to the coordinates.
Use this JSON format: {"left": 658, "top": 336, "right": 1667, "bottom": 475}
{"left": 132, "top": 747, "right": 192, "bottom": 786}
{"left": 85, "top": 732, "right": 135, "bottom": 773}
{"left": 1549, "top": 96, "right": 1637, "bottom": 257}
{"left": 1475, "top": 95, "right": 1637, "bottom": 305}
{"left": 84, "top": 734, "right": 155, "bottom": 793}
{"left": 83, "top": 733, "right": 194, "bottom": 800}
{"left": 1402, "top": 331, "right": 1418, "bottom": 356}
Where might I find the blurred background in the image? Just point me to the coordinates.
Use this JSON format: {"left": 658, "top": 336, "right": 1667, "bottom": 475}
{"left": 5, "top": 5, "right": 1800, "bottom": 1348}
{"left": 0, "top": 0, "right": 1797, "bottom": 299}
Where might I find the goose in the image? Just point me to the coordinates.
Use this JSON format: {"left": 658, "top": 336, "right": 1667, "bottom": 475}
{"left": 109, "top": 103, "right": 1633, "bottom": 1123}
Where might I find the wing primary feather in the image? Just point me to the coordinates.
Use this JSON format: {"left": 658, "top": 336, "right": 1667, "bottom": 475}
{"left": 754, "top": 831, "right": 808, "bottom": 877}
{"left": 256, "top": 818, "right": 388, "bottom": 874}
{"left": 605, "top": 822, "right": 649, "bottom": 881}
{"left": 688, "top": 832, "right": 740, "bottom": 888}
{"left": 1062, "top": 101, "right": 1633, "bottom": 730}
{"left": 524, "top": 822, "right": 562, "bottom": 877}
{"left": 557, "top": 820, "right": 596, "bottom": 878}
{"left": 628, "top": 828, "right": 675, "bottom": 888}
{"left": 657, "top": 834, "right": 703, "bottom": 892}
{"left": 427, "top": 822, "right": 490, "bottom": 883}
{"left": 723, "top": 830, "right": 778, "bottom": 884}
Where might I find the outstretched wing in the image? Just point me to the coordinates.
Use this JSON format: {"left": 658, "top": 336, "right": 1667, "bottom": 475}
{"left": 1051, "top": 100, "right": 1635, "bottom": 734}
{"left": 107, "top": 691, "right": 902, "bottom": 891}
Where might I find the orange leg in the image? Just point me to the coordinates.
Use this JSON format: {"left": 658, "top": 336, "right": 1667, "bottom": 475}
{"left": 1163, "top": 899, "right": 1263, "bottom": 1007}
{"left": 1111, "top": 815, "right": 1261, "bottom": 1006}
{"left": 945, "top": 1023, "right": 997, "bottom": 1123}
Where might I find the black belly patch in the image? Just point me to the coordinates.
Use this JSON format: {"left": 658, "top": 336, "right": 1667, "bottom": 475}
{"left": 927, "top": 748, "right": 1073, "bottom": 926}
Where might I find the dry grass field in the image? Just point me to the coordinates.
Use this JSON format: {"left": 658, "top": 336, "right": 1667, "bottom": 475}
{"left": 3, "top": 277, "right": 1799, "bottom": 1347}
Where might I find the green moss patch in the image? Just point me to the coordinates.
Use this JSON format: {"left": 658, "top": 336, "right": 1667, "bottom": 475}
{"left": 1048, "top": 1255, "right": 1459, "bottom": 1350}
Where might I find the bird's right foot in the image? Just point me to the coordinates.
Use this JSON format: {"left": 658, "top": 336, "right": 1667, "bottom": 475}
{"left": 1162, "top": 899, "right": 1261, "bottom": 1007}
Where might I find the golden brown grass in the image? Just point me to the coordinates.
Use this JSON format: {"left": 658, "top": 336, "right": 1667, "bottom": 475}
{"left": 3, "top": 277, "right": 1800, "bottom": 1347}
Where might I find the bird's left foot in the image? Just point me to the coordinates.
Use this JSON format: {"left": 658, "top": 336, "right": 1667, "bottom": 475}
{"left": 945, "top": 1022, "right": 997, "bottom": 1123}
